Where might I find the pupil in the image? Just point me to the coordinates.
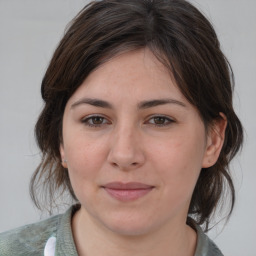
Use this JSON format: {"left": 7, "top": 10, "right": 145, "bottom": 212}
{"left": 93, "top": 117, "right": 103, "bottom": 124}
{"left": 154, "top": 117, "right": 165, "bottom": 124}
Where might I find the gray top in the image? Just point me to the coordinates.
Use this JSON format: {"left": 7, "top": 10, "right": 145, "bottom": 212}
{"left": 0, "top": 205, "right": 223, "bottom": 256}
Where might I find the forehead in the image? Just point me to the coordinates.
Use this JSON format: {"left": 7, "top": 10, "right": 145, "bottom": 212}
{"left": 67, "top": 49, "right": 186, "bottom": 106}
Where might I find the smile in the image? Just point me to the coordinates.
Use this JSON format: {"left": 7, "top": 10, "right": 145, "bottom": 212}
{"left": 102, "top": 182, "right": 154, "bottom": 202}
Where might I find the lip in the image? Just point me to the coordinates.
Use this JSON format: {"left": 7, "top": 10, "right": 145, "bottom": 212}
{"left": 102, "top": 182, "right": 154, "bottom": 202}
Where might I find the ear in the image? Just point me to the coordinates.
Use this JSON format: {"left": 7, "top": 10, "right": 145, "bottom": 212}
{"left": 60, "top": 143, "right": 68, "bottom": 169}
{"left": 202, "top": 113, "right": 227, "bottom": 168}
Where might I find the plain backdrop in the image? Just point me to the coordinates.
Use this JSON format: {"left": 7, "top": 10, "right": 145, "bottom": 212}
{"left": 0, "top": 1, "right": 255, "bottom": 255}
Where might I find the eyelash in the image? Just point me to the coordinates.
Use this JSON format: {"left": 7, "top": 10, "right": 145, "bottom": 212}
{"left": 146, "top": 115, "right": 174, "bottom": 127}
{"left": 81, "top": 115, "right": 110, "bottom": 127}
{"left": 81, "top": 115, "right": 174, "bottom": 128}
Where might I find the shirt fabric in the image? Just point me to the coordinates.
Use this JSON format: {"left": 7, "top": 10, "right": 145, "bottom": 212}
{"left": 0, "top": 205, "right": 224, "bottom": 256}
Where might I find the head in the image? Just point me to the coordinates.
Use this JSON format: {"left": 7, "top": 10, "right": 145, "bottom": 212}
{"left": 31, "top": 0, "right": 243, "bottom": 231}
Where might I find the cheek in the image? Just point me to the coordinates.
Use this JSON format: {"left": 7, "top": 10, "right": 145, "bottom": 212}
{"left": 64, "top": 139, "right": 108, "bottom": 204}
{"left": 64, "top": 136, "right": 108, "bottom": 184}
{"left": 150, "top": 133, "right": 205, "bottom": 192}
{"left": 153, "top": 134, "right": 204, "bottom": 168}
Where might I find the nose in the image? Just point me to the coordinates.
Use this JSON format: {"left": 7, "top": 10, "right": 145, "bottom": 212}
{"left": 107, "top": 124, "right": 145, "bottom": 170}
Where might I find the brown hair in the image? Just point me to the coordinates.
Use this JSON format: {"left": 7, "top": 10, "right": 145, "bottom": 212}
{"left": 30, "top": 0, "right": 243, "bottom": 230}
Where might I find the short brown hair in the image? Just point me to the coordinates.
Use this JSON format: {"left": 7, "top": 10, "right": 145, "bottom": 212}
{"left": 30, "top": 0, "right": 243, "bottom": 230}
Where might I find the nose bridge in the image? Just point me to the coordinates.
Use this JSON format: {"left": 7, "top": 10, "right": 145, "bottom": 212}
{"left": 107, "top": 120, "right": 145, "bottom": 169}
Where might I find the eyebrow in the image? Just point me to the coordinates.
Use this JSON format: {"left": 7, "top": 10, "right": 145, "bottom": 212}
{"left": 71, "top": 98, "right": 186, "bottom": 109}
{"left": 138, "top": 99, "right": 186, "bottom": 109}
{"left": 71, "top": 98, "right": 112, "bottom": 109}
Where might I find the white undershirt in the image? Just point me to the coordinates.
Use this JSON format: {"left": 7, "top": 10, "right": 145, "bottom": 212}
{"left": 44, "top": 236, "right": 56, "bottom": 256}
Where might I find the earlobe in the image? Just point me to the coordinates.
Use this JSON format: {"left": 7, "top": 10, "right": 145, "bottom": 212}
{"left": 202, "top": 113, "right": 227, "bottom": 168}
{"left": 60, "top": 144, "right": 68, "bottom": 168}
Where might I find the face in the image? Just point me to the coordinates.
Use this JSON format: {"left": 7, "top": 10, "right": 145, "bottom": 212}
{"left": 60, "top": 49, "right": 221, "bottom": 236}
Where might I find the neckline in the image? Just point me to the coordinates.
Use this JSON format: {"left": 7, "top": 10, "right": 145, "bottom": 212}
{"left": 55, "top": 205, "right": 210, "bottom": 256}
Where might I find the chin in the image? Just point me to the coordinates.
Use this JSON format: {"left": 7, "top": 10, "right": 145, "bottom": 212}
{"left": 108, "top": 223, "right": 153, "bottom": 237}
{"left": 99, "top": 213, "right": 159, "bottom": 237}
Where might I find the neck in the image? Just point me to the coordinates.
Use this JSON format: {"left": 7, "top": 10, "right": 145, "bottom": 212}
{"left": 72, "top": 208, "right": 197, "bottom": 256}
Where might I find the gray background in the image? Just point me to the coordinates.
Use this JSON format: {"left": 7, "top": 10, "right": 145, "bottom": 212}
{"left": 0, "top": 1, "right": 255, "bottom": 255}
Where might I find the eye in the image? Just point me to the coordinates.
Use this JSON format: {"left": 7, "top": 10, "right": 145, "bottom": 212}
{"left": 81, "top": 115, "right": 110, "bottom": 127}
{"left": 147, "top": 115, "right": 174, "bottom": 127}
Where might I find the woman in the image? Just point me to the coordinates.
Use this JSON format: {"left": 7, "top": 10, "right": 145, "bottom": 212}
{"left": 0, "top": 0, "right": 243, "bottom": 255}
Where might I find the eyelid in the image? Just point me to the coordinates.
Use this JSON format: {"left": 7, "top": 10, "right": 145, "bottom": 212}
{"left": 146, "top": 115, "right": 175, "bottom": 126}
{"left": 80, "top": 114, "right": 175, "bottom": 128}
{"left": 81, "top": 114, "right": 111, "bottom": 127}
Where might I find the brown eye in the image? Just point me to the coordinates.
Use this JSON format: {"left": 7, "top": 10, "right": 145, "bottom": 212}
{"left": 82, "top": 115, "right": 110, "bottom": 127}
{"left": 91, "top": 116, "right": 104, "bottom": 124}
{"left": 154, "top": 117, "right": 166, "bottom": 125}
{"left": 147, "top": 115, "right": 174, "bottom": 127}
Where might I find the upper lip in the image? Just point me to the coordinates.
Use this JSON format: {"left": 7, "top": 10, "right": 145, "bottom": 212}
{"left": 102, "top": 182, "right": 154, "bottom": 190}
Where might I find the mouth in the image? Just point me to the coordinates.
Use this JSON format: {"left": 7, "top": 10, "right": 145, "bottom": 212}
{"left": 102, "top": 182, "right": 155, "bottom": 202}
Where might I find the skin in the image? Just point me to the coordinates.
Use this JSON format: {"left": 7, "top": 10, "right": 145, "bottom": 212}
{"left": 60, "top": 48, "right": 226, "bottom": 256}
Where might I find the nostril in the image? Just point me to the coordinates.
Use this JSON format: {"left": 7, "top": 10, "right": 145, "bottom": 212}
{"left": 110, "top": 161, "right": 139, "bottom": 169}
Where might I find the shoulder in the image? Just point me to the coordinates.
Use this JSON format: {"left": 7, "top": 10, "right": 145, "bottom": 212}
{"left": 0, "top": 214, "right": 61, "bottom": 256}
{"left": 194, "top": 224, "right": 224, "bottom": 256}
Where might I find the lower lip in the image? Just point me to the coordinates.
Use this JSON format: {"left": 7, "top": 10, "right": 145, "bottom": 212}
{"left": 104, "top": 187, "right": 153, "bottom": 202}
